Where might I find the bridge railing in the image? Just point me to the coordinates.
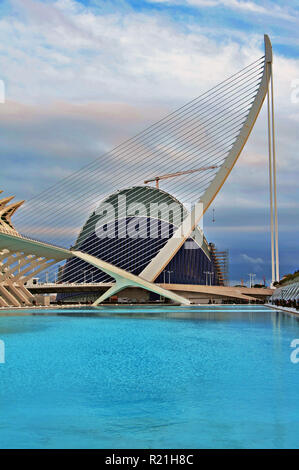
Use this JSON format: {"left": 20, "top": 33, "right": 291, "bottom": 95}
{"left": 0, "top": 226, "right": 69, "bottom": 252}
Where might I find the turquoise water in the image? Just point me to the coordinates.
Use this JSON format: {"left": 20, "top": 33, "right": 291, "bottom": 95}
{"left": 0, "top": 305, "right": 298, "bottom": 449}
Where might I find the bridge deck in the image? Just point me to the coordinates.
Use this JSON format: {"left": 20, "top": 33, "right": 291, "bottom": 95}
{"left": 29, "top": 282, "right": 273, "bottom": 302}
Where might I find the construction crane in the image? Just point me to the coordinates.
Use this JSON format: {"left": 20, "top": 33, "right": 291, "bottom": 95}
{"left": 144, "top": 166, "right": 218, "bottom": 189}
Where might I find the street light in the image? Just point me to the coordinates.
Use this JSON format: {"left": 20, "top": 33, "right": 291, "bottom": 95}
{"left": 248, "top": 273, "right": 256, "bottom": 288}
{"left": 204, "top": 271, "right": 212, "bottom": 285}
{"left": 167, "top": 270, "right": 173, "bottom": 284}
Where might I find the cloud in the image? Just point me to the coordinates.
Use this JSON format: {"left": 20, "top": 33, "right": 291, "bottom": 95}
{"left": 241, "top": 254, "right": 264, "bottom": 264}
{"left": 148, "top": 0, "right": 297, "bottom": 21}
{"left": 11, "top": 0, "right": 73, "bottom": 25}
{"left": 0, "top": 0, "right": 269, "bottom": 104}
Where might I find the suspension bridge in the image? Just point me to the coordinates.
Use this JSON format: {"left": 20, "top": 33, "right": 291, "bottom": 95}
{"left": 0, "top": 35, "right": 277, "bottom": 307}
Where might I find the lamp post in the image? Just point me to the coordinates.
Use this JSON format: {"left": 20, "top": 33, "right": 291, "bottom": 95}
{"left": 167, "top": 270, "right": 173, "bottom": 284}
{"left": 249, "top": 273, "right": 256, "bottom": 288}
{"left": 204, "top": 271, "right": 212, "bottom": 285}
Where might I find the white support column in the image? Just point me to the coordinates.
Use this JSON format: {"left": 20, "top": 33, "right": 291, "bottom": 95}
{"left": 0, "top": 284, "right": 21, "bottom": 307}
{"left": 20, "top": 259, "right": 57, "bottom": 284}
{"left": 270, "top": 63, "right": 279, "bottom": 282}
{"left": 12, "top": 256, "right": 43, "bottom": 281}
{"left": 17, "top": 282, "right": 35, "bottom": 302}
{"left": 267, "top": 62, "right": 275, "bottom": 284}
{"left": 1, "top": 253, "right": 32, "bottom": 281}
{"left": 0, "top": 295, "right": 8, "bottom": 307}
{"left": 5, "top": 281, "right": 32, "bottom": 306}
{"left": 267, "top": 60, "right": 279, "bottom": 285}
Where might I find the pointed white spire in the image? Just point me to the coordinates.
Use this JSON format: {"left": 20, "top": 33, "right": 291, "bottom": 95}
{"left": 0, "top": 192, "right": 25, "bottom": 234}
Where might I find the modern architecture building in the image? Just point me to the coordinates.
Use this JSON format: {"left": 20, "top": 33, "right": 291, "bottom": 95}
{"left": 57, "top": 186, "right": 224, "bottom": 303}
{"left": 0, "top": 35, "right": 276, "bottom": 307}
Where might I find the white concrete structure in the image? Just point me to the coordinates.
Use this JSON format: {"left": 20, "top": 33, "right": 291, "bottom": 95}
{"left": 0, "top": 36, "right": 276, "bottom": 307}
{"left": 140, "top": 35, "right": 274, "bottom": 283}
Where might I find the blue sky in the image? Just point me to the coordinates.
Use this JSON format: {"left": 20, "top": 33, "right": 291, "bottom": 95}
{"left": 0, "top": 0, "right": 298, "bottom": 285}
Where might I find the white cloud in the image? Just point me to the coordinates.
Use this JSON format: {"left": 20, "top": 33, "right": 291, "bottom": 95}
{"left": 0, "top": 1, "right": 298, "bottom": 213}
{"left": 220, "top": 0, "right": 293, "bottom": 19}
{"left": 0, "top": 0, "right": 268, "bottom": 105}
{"left": 241, "top": 253, "right": 264, "bottom": 264}
{"left": 148, "top": 0, "right": 297, "bottom": 21}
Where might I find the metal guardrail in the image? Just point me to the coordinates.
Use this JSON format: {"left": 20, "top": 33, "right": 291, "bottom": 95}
{"left": 30, "top": 282, "right": 112, "bottom": 287}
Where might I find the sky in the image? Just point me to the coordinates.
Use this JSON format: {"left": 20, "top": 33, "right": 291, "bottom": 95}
{"left": 0, "top": 0, "right": 298, "bottom": 285}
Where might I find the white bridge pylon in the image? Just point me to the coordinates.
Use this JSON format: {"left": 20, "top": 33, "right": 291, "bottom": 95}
{"left": 0, "top": 35, "right": 276, "bottom": 306}
{"left": 140, "top": 35, "right": 274, "bottom": 283}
